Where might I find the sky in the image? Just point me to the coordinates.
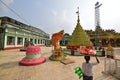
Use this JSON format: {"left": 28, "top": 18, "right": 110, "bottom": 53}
{"left": 0, "top": 0, "right": 120, "bottom": 36}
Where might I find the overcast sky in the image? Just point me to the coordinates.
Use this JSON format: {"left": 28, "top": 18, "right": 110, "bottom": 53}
{"left": 0, "top": 0, "right": 120, "bottom": 36}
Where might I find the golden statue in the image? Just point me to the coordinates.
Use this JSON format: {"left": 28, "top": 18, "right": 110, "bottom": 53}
{"left": 50, "top": 30, "right": 66, "bottom": 61}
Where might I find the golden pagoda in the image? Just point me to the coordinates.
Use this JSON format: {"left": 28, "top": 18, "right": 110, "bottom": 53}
{"left": 67, "top": 8, "right": 92, "bottom": 47}
{"left": 67, "top": 7, "right": 92, "bottom": 55}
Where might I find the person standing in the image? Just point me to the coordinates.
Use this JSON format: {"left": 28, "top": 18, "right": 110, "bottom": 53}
{"left": 82, "top": 55, "right": 100, "bottom": 80}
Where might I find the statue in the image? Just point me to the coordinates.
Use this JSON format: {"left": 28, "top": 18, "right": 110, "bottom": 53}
{"left": 55, "top": 40, "right": 61, "bottom": 50}
{"left": 49, "top": 30, "right": 66, "bottom": 61}
{"left": 52, "top": 30, "right": 64, "bottom": 50}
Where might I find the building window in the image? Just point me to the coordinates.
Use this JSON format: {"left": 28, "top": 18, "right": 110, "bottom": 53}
{"left": 35, "top": 39, "right": 37, "bottom": 44}
{"left": 17, "top": 37, "right": 23, "bottom": 45}
{"left": 41, "top": 40, "right": 42, "bottom": 44}
{"left": 38, "top": 40, "right": 40, "bottom": 44}
{"left": 25, "top": 38, "right": 27, "bottom": 42}
{"left": 30, "top": 39, "right": 34, "bottom": 45}
{"left": 7, "top": 36, "right": 15, "bottom": 45}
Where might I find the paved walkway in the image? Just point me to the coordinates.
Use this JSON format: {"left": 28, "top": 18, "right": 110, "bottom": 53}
{"left": 0, "top": 46, "right": 119, "bottom": 80}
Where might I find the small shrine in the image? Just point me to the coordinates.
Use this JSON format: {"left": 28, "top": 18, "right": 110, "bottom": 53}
{"left": 103, "top": 42, "right": 120, "bottom": 79}
{"left": 49, "top": 30, "right": 66, "bottom": 61}
{"left": 106, "top": 42, "right": 114, "bottom": 59}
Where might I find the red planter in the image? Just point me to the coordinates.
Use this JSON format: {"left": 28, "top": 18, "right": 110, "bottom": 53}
{"left": 67, "top": 46, "right": 80, "bottom": 55}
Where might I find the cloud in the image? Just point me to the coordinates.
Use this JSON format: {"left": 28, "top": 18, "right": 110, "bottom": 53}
{"left": 51, "top": 10, "right": 66, "bottom": 27}
{"left": 51, "top": 10, "right": 57, "bottom": 17}
{"left": 51, "top": 9, "right": 74, "bottom": 34}
{"left": 51, "top": 10, "right": 71, "bottom": 27}
{"left": 0, "top": 0, "right": 14, "bottom": 11}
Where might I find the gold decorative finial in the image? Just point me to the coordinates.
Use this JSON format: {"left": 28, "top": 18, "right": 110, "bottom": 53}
{"left": 76, "top": 7, "right": 80, "bottom": 23}
{"left": 76, "top": 7, "right": 79, "bottom": 17}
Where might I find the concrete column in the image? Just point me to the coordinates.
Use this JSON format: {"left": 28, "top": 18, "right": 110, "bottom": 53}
{"left": 4, "top": 35, "right": 7, "bottom": 48}
{"left": 15, "top": 36, "right": 17, "bottom": 46}
{"left": 23, "top": 37, "right": 25, "bottom": 46}
{"left": 36, "top": 39, "right": 38, "bottom": 44}
{"left": 14, "top": 31, "right": 17, "bottom": 46}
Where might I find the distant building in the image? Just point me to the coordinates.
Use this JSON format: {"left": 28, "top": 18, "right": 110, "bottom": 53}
{"left": 0, "top": 16, "right": 50, "bottom": 50}
{"left": 60, "top": 33, "right": 70, "bottom": 46}
{"left": 85, "top": 28, "right": 120, "bottom": 47}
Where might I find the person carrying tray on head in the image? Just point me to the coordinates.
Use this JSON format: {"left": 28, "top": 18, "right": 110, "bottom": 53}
{"left": 82, "top": 55, "right": 100, "bottom": 80}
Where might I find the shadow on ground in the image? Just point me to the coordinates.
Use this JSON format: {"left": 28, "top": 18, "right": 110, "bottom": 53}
{"left": 0, "top": 61, "right": 19, "bottom": 69}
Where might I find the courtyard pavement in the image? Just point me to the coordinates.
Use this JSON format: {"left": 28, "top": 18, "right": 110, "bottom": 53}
{"left": 0, "top": 46, "right": 119, "bottom": 80}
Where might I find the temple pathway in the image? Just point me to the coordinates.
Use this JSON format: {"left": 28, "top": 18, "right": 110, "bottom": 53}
{"left": 0, "top": 46, "right": 119, "bottom": 80}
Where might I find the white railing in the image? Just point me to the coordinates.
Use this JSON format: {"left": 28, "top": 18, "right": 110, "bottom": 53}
{"left": 103, "top": 57, "right": 120, "bottom": 79}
